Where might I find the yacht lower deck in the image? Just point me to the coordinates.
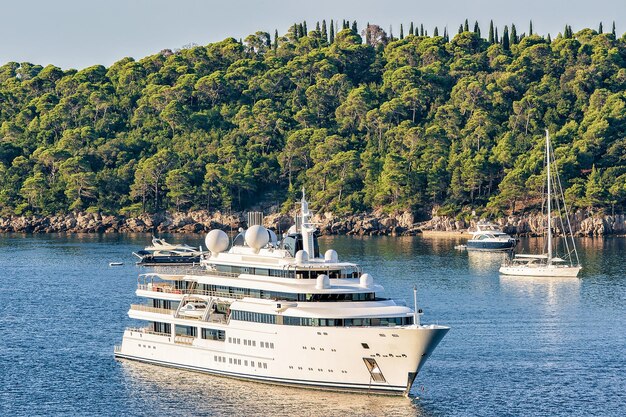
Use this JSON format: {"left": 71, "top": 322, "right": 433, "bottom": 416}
{"left": 114, "top": 323, "right": 447, "bottom": 396}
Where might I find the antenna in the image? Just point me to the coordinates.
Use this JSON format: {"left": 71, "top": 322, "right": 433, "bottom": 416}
{"left": 413, "top": 285, "right": 422, "bottom": 326}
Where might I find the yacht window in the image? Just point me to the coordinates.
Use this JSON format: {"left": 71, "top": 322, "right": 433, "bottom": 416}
{"left": 361, "top": 343, "right": 370, "bottom": 349}
{"left": 175, "top": 325, "right": 197, "bottom": 337}
{"left": 201, "top": 328, "right": 225, "bottom": 341}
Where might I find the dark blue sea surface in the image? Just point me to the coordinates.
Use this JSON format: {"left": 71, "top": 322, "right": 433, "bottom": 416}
{"left": 0, "top": 233, "right": 624, "bottom": 416}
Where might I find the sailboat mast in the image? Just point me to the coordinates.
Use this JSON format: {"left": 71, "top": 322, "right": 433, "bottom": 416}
{"left": 546, "top": 130, "right": 553, "bottom": 261}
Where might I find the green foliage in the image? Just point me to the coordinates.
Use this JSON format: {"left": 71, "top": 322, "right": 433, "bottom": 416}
{"left": 0, "top": 21, "right": 625, "bottom": 218}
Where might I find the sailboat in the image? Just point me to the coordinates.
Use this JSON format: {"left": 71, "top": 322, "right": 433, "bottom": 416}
{"left": 499, "top": 130, "right": 582, "bottom": 278}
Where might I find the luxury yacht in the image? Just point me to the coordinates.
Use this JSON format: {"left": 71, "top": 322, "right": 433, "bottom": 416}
{"left": 133, "top": 237, "right": 203, "bottom": 265}
{"left": 466, "top": 222, "right": 516, "bottom": 252}
{"left": 115, "top": 193, "right": 449, "bottom": 396}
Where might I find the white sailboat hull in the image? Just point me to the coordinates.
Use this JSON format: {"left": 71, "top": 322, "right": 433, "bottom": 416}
{"left": 499, "top": 265, "right": 581, "bottom": 277}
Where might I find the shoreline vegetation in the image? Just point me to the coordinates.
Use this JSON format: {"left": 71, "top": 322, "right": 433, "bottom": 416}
{"left": 1, "top": 209, "right": 624, "bottom": 236}
{"left": 1, "top": 20, "right": 626, "bottom": 227}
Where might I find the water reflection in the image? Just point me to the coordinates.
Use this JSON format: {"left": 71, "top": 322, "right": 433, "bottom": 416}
{"left": 499, "top": 275, "right": 581, "bottom": 307}
{"left": 119, "top": 360, "right": 424, "bottom": 417}
{"left": 467, "top": 251, "right": 507, "bottom": 275}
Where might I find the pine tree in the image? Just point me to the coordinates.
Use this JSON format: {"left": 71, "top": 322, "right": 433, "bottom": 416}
{"left": 400, "top": 24, "right": 404, "bottom": 39}
{"left": 352, "top": 21, "right": 357, "bottom": 32}
{"left": 488, "top": 20, "right": 495, "bottom": 43}
{"left": 409, "top": 22, "right": 414, "bottom": 35}
{"left": 330, "top": 20, "right": 335, "bottom": 43}
{"left": 612, "top": 21, "right": 616, "bottom": 37}
{"left": 420, "top": 24, "right": 424, "bottom": 36}
{"left": 529, "top": 20, "right": 533, "bottom": 36}
{"left": 273, "top": 29, "right": 278, "bottom": 50}
{"left": 598, "top": 22, "right": 603, "bottom": 34}
{"left": 321, "top": 20, "right": 328, "bottom": 42}
{"left": 510, "top": 23, "right": 517, "bottom": 45}
{"left": 564, "top": 24, "right": 571, "bottom": 39}
{"left": 434, "top": 26, "right": 439, "bottom": 37}
{"left": 502, "top": 25, "right": 510, "bottom": 50}
{"left": 464, "top": 19, "right": 469, "bottom": 32}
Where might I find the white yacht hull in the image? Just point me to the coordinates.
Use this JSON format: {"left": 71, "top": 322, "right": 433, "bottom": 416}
{"left": 115, "top": 323, "right": 448, "bottom": 396}
{"left": 499, "top": 265, "right": 581, "bottom": 277}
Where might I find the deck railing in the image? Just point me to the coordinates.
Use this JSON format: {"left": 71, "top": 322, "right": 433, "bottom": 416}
{"left": 174, "top": 335, "right": 195, "bottom": 345}
{"left": 136, "top": 285, "right": 245, "bottom": 300}
{"left": 129, "top": 304, "right": 175, "bottom": 315}
{"left": 126, "top": 327, "right": 171, "bottom": 337}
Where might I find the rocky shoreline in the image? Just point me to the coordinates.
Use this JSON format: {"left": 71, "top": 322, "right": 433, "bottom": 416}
{"left": 0, "top": 209, "right": 624, "bottom": 237}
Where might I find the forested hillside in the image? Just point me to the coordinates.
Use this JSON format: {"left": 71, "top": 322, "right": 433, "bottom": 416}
{"left": 1, "top": 20, "right": 625, "bottom": 218}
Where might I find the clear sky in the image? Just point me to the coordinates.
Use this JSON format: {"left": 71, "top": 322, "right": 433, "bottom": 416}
{"left": 1, "top": 0, "right": 624, "bottom": 70}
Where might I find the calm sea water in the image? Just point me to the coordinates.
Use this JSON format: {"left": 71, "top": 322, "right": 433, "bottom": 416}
{"left": 0, "top": 233, "right": 624, "bottom": 416}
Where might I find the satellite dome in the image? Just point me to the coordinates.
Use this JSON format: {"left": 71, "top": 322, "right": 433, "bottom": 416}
{"left": 295, "top": 250, "right": 309, "bottom": 264}
{"left": 205, "top": 229, "right": 229, "bottom": 254}
{"left": 316, "top": 274, "right": 330, "bottom": 290}
{"left": 324, "top": 249, "right": 338, "bottom": 263}
{"left": 245, "top": 225, "right": 270, "bottom": 253}
{"left": 360, "top": 273, "right": 373, "bottom": 288}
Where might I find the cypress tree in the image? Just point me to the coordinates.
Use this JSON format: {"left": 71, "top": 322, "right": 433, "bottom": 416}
{"left": 273, "top": 29, "right": 278, "bottom": 50}
{"left": 330, "top": 20, "right": 335, "bottom": 43}
{"left": 502, "top": 25, "right": 510, "bottom": 50}
{"left": 352, "top": 21, "right": 357, "bottom": 32}
{"left": 321, "top": 20, "right": 328, "bottom": 42}
{"left": 510, "top": 24, "right": 517, "bottom": 45}
{"left": 409, "top": 22, "right": 414, "bottom": 35}
{"left": 474, "top": 21, "right": 480, "bottom": 36}
{"left": 424, "top": 29, "right": 428, "bottom": 36}
{"left": 598, "top": 22, "right": 603, "bottom": 34}
{"left": 365, "top": 23, "right": 371, "bottom": 45}
{"left": 495, "top": 27, "right": 499, "bottom": 43}
{"left": 612, "top": 21, "right": 616, "bottom": 37}
{"left": 400, "top": 24, "right": 404, "bottom": 39}
{"left": 529, "top": 20, "right": 533, "bottom": 36}
{"left": 303, "top": 21, "right": 308, "bottom": 35}
{"left": 443, "top": 27, "right": 449, "bottom": 42}
{"left": 458, "top": 24, "right": 463, "bottom": 34}
{"left": 488, "top": 20, "right": 494, "bottom": 43}
{"left": 316, "top": 22, "right": 320, "bottom": 32}
{"left": 420, "top": 24, "right": 424, "bottom": 36}
{"left": 434, "top": 27, "right": 439, "bottom": 37}
{"left": 547, "top": 33, "right": 551, "bottom": 43}
{"left": 464, "top": 19, "right": 469, "bottom": 32}
{"left": 292, "top": 23, "right": 298, "bottom": 39}
{"left": 389, "top": 25, "right": 394, "bottom": 41}
{"left": 564, "top": 24, "right": 571, "bottom": 39}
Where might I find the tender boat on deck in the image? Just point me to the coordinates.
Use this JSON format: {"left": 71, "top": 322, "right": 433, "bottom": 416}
{"left": 133, "top": 238, "right": 203, "bottom": 265}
